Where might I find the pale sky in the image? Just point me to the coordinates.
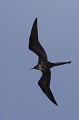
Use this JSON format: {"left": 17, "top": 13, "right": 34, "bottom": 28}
{"left": 0, "top": 0, "right": 79, "bottom": 120}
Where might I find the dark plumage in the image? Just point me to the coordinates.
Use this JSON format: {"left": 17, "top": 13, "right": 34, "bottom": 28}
{"left": 28, "top": 18, "right": 71, "bottom": 106}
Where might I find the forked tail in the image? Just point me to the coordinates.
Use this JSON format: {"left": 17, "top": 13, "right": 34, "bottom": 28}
{"left": 51, "top": 61, "right": 71, "bottom": 67}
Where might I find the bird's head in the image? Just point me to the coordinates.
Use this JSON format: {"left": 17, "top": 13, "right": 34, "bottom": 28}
{"left": 30, "top": 65, "right": 39, "bottom": 70}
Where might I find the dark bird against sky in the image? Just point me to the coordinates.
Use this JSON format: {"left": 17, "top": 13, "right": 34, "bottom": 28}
{"left": 28, "top": 18, "right": 71, "bottom": 106}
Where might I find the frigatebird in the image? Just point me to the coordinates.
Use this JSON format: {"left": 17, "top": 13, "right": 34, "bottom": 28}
{"left": 28, "top": 18, "right": 71, "bottom": 106}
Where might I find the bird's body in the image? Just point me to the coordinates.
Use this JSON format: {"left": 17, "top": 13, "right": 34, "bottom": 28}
{"left": 29, "top": 18, "right": 71, "bottom": 106}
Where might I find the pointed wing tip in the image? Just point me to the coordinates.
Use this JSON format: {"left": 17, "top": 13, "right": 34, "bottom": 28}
{"left": 69, "top": 61, "right": 71, "bottom": 63}
{"left": 35, "top": 17, "right": 37, "bottom": 21}
{"left": 28, "top": 17, "right": 38, "bottom": 49}
{"left": 51, "top": 97, "right": 58, "bottom": 106}
{"left": 38, "top": 79, "right": 58, "bottom": 106}
{"left": 34, "top": 17, "right": 37, "bottom": 23}
{"left": 54, "top": 102, "right": 58, "bottom": 106}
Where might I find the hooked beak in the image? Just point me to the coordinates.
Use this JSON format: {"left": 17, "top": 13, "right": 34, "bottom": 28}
{"left": 30, "top": 66, "right": 37, "bottom": 70}
{"left": 30, "top": 67, "right": 34, "bottom": 70}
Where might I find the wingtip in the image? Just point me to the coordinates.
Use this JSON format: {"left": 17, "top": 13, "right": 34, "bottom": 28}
{"left": 55, "top": 102, "right": 58, "bottom": 106}
{"left": 52, "top": 100, "right": 58, "bottom": 106}
{"left": 68, "top": 61, "right": 71, "bottom": 64}
{"left": 32, "top": 17, "right": 37, "bottom": 26}
{"left": 35, "top": 17, "right": 37, "bottom": 22}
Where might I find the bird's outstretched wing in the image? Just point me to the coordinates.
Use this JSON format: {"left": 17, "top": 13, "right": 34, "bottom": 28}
{"left": 29, "top": 18, "right": 47, "bottom": 60}
{"left": 38, "top": 70, "right": 58, "bottom": 106}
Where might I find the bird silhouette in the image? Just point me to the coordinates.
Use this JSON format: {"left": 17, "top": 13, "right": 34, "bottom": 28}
{"left": 28, "top": 18, "right": 71, "bottom": 106}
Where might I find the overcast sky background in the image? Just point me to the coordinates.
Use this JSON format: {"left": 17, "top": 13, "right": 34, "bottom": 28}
{"left": 0, "top": 0, "right": 79, "bottom": 120}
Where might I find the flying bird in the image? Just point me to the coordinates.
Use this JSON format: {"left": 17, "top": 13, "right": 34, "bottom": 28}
{"left": 28, "top": 18, "right": 71, "bottom": 106}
